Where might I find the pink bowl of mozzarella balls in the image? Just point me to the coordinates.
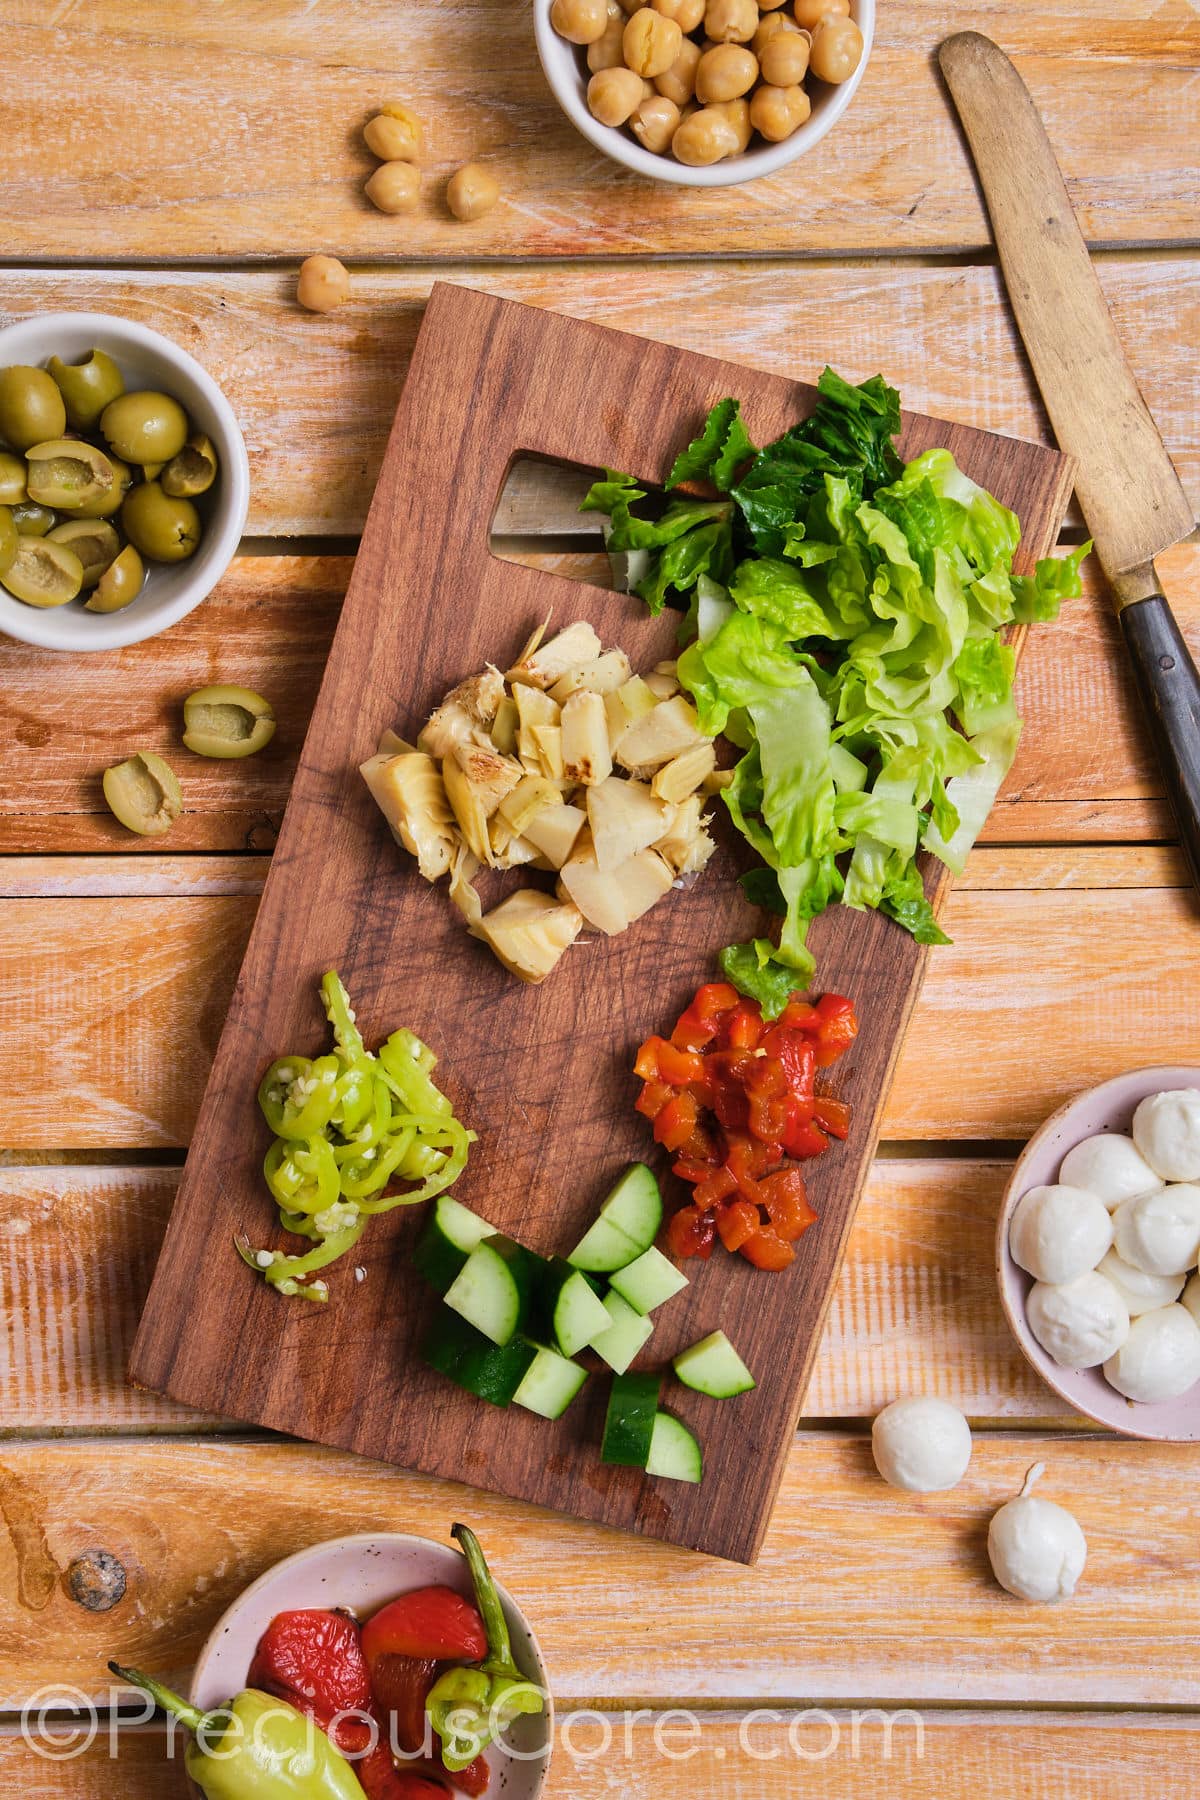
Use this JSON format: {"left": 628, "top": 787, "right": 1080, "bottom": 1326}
{"left": 998, "top": 1068, "right": 1200, "bottom": 1439}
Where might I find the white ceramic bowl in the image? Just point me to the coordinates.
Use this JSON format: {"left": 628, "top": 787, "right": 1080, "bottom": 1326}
{"left": 534, "top": 0, "right": 874, "bottom": 188}
{"left": 997, "top": 1065, "right": 1200, "bottom": 1441}
{"left": 0, "top": 311, "right": 249, "bottom": 652}
{"left": 190, "top": 1531, "right": 553, "bottom": 1798}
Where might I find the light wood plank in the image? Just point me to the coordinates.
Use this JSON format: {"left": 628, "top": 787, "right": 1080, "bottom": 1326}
{"left": 0, "top": 264, "right": 1196, "bottom": 535}
{"left": 1, "top": 3, "right": 1196, "bottom": 257}
{"left": 0, "top": 1434, "right": 1196, "bottom": 1705}
{"left": 2, "top": 1715, "right": 1194, "bottom": 1799}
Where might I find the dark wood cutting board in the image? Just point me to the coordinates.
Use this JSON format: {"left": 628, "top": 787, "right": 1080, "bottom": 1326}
{"left": 130, "top": 284, "right": 1074, "bottom": 1563}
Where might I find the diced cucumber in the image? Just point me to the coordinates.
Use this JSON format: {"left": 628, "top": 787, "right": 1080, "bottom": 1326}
{"left": 513, "top": 1343, "right": 589, "bottom": 1419}
{"left": 591, "top": 1290, "right": 655, "bottom": 1375}
{"left": 537, "top": 1257, "right": 613, "bottom": 1357}
{"left": 444, "top": 1236, "right": 540, "bottom": 1346}
{"left": 568, "top": 1163, "right": 663, "bottom": 1272}
{"left": 672, "top": 1329, "right": 756, "bottom": 1398}
{"left": 609, "top": 1246, "right": 688, "bottom": 1315}
{"left": 422, "top": 1310, "right": 536, "bottom": 1406}
{"left": 412, "top": 1195, "right": 496, "bottom": 1294}
{"left": 646, "top": 1411, "right": 703, "bottom": 1483}
{"left": 567, "top": 1214, "right": 640, "bottom": 1275}
{"left": 601, "top": 1370, "right": 662, "bottom": 1468}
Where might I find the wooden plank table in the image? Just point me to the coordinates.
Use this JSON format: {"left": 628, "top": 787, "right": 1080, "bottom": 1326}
{"left": 1, "top": 0, "right": 1197, "bottom": 1789}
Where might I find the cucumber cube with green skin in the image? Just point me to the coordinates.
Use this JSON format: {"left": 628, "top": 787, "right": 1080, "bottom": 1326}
{"left": 590, "top": 1289, "right": 654, "bottom": 1374}
{"left": 412, "top": 1194, "right": 496, "bottom": 1294}
{"left": 567, "top": 1163, "right": 663, "bottom": 1272}
{"left": 422, "top": 1310, "right": 536, "bottom": 1406}
{"left": 609, "top": 1246, "right": 688, "bottom": 1315}
{"left": 646, "top": 1411, "right": 703, "bottom": 1483}
{"left": 601, "top": 1370, "right": 662, "bottom": 1467}
{"left": 443, "top": 1236, "right": 541, "bottom": 1346}
{"left": 567, "top": 1214, "right": 640, "bottom": 1275}
{"left": 513, "top": 1343, "right": 589, "bottom": 1419}
{"left": 672, "top": 1329, "right": 755, "bottom": 1397}
{"left": 537, "top": 1257, "right": 613, "bottom": 1357}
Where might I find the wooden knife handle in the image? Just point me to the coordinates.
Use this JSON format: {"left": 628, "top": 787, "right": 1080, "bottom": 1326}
{"left": 1120, "top": 587, "right": 1200, "bottom": 891}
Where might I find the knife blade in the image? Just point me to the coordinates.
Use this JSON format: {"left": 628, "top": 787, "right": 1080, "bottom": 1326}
{"left": 939, "top": 30, "right": 1200, "bottom": 891}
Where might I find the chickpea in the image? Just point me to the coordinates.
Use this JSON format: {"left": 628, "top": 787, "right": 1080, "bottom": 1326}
{"left": 749, "top": 80, "right": 811, "bottom": 138}
{"left": 364, "top": 161, "right": 421, "bottom": 213}
{"left": 446, "top": 163, "right": 501, "bottom": 220}
{"left": 628, "top": 93, "right": 680, "bottom": 151}
{"left": 654, "top": 35, "right": 702, "bottom": 102}
{"left": 794, "top": 0, "right": 847, "bottom": 26}
{"left": 550, "top": 0, "right": 610, "bottom": 42}
{"left": 588, "top": 65, "right": 649, "bottom": 125}
{"left": 364, "top": 104, "right": 421, "bottom": 162}
{"left": 671, "top": 103, "right": 740, "bottom": 164}
{"left": 616, "top": 0, "right": 643, "bottom": 10}
{"left": 623, "top": 9, "right": 683, "bottom": 76}
{"left": 809, "top": 12, "right": 862, "bottom": 80}
{"left": 713, "top": 95, "right": 752, "bottom": 150}
{"left": 587, "top": 1, "right": 628, "bottom": 69}
{"left": 760, "top": 24, "right": 810, "bottom": 82}
{"left": 757, "top": 0, "right": 789, "bottom": 9}
{"left": 695, "top": 43, "right": 758, "bottom": 100}
{"left": 752, "top": 10, "right": 797, "bottom": 50}
{"left": 703, "top": 0, "right": 757, "bottom": 41}
{"left": 650, "top": 0, "right": 705, "bottom": 26}
{"left": 296, "top": 254, "right": 349, "bottom": 313}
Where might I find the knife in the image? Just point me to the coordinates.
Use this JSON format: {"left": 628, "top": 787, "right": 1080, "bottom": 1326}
{"left": 939, "top": 31, "right": 1200, "bottom": 890}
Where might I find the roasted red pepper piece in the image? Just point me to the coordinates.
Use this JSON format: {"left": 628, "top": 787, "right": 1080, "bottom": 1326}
{"left": 740, "top": 1226, "right": 796, "bottom": 1269}
{"left": 758, "top": 1168, "right": 817, "bottom": 1241}
{"left": 671, "top": 981, "right": 738, "bottom": 1049}
{"left": 357, "top": 1740, "right": 450, "bottom": 1800}
{"left": 248, "top": 1609, "right": 373, "bottom": 1720}
{"left": 813, "top": 992, "right": 858, "bottom": 1066}
{"left": 652, "top": 1090, "right": 699, "bottom": 1152}
{"left": 362, "top": 1587, "right": 487, "bottom": 1666}
{"left": 781, "top": 1111, "right": 829, "bottom": 1160}
{"left": 667, "top": 1203, "right": 716, "bottom": 1259}
{"left": 716, "top": 1198, "right": 760, "bottom": 1252}
{"left": 369, "top": 1652, "right": 440, "bottom": 1755}
{"left": 634, "top": 1077, "right": 671, "bottom": 1121}
{"left": 812, "top": 1095, "right": 852, "bottom": 1138}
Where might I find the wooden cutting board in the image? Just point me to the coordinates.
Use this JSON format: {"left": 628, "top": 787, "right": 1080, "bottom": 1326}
{"left": 130, "top": 284, "right": 1074, "bottom": 1563}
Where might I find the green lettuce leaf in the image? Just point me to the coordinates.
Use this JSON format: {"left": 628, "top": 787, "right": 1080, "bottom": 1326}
{"left": 667, "top": 398, "right": 757, "bottom": 491}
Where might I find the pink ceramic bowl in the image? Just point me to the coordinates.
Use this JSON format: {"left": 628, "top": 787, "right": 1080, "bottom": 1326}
{"left": 190, "top": 1531, "right": 553, "bottom": 1797}
{"left": 997, "top": 1065, "right": 1200, "bottom": 1441}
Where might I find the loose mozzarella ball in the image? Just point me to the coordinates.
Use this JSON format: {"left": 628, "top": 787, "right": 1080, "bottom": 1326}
{"left": 1113, "top": 1184, "right": 1200, "bottom": 1276}
{"left": 1008, "top": 1183, "right": 1113, "bottom": 1284}
{"left": 988, "top": 1474, "right": 1087, "bottom": 1603}
{"left": 1058, "top": 1133, "right": 1160, "bottom": 1210}
{"left": 1097, "top": 1247, "right": 1185, "bottom": 1317}
{"left": 871, "top": 1397, "right": 972, "bottom": 1493}
{"left": 1026, "top": 1272, "right": 1129, "bottom": 1368}
{"left": 1132, "top": 1088, "right": 1200, "bottom": 1183}
{"left": 1103, "top": 1304, "right": 1200, "bottom": 1402}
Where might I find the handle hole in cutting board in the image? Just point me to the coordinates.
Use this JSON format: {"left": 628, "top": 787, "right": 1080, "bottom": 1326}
{"left": 490, "top": 450, "right": 681, "bottom": 588}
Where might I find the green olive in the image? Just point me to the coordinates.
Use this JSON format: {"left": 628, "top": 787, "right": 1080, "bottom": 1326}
{"left": 25, "top": 438, "right": 118, "bottom": 512}
{"left": 9, "top": 500, "right": 56, "bottom": 536}
{"left": 0, "top": 536, "right": 84, "bottom": 607}
{"left": 102, "top": 751, "right": 182, "bottom": 836}
{"left": 162, "top": 433, "right": 218, "bottom": 499}
{"left": 74, "top": 453, "right": 132, "bottom": 519}
{"left": 142, "top": 462, "right": 165, "bottom": 481}
{"left": 47, "top": 518, "right": 120, "bottom": 587}
{"left": 47, "top": 349, "right": 126, "bottom": 431}
{"left": 183, "top": 684, "right": 276, "bottom": 759}
{"left": 100, "top": 390, "right": 189, "bottom": 465}
{"left": 0, "top": 451, "right": 27, "bottom": 505}
{"left": 0, "top": 505, "right": 16, "bottom": 577}
{"left": 121, "top": 481, "right": 201, "bottom": 563}
{"left": 0, "top": 365, "right": 67, "bottom": 450}
{"left": 86, "top": 542, "right": 145, "bottom": 613}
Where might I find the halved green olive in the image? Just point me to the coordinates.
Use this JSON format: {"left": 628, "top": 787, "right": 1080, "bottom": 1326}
{"left": 25, "top": 438, "right": 118, "bottom": 512}
{"left": 74, "top": 453, "right": 132, "bottom": 519}
{"left": 121, "top": 481, "right": 200, "bottom": 563}
{"left": 85, "top": 543, "right": 145, "bottom": 613}
{"left": 0, "top": 451, "right": 27, "bottom": 505}
{"left": 162, "top": 433, "right": 219, "bottom": 499}
{"left": 0, "top": 365, "right": 67, "bottom": 450}
{"left": 9, "top": 501, "right": 56, "bottom": 537}
{"left": 102, "top": 751, "right": 182, "bottom": 836}
{"left": 0, "top": 505, "right": 16, "bottom": 577}
{"left": 0, "top": 536, "right": 84, "bottom": 607}
{"left": 100, "top": 390, "right": 189, "bottom": 465}
{"left": 47, "top": 518, "right": 120, "bottom": 588}
{"left": 183, "top": 684, "right": 276, "bottom": 759}
{"left": 47, "top": 349, "right": 126, "bottom": 431}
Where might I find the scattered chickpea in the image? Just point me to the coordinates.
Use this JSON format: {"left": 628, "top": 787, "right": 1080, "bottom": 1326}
{"left": 446, "top": 163, "right": 501, "bottom": 221}
{"left": 364, "top": 161, "right": 421, "bottom": 214}
{"left": 587, "top": 0, "right": 628, "bottom": 70}
{"left": 589, "top": 65, "right": 650, "bottom": 125}
{"left": 550, "top": 0, "right": 610, "bottom": 43}
{"left": 631, "top": 92, "right": 682, "bottom": 152}
{"left": 623, "top": 9, "right": 684, "bottom": 76}
{"left": 364, "top": 103, "right": 422, "bottom": 162}
{"left": 808, "top": 13, "right": 862, "bottom": 81}
{"left": 713, "top": 95, "right": 752, "bottom": 150}
{"left": 752, "top": 11, "right": 798, "bottom": 52}
{"left": 695, "top": 43, "right": 758, "bottom": 101}
{"left": 749, "top": 80, "right": 811, "bottom": 139}
{"left": 650, "top": 0, "right": 705, "bottom": 27}
{"left": 759, "top": 26, "right": 810, "bottom": 84}
{"left": 671, "top": 103, "right": 740, "bottom": 164}
{"left": 703, "top": 0, "right": 758, "bottom": 43}
{"left": 296, "top": 254, "right": 350, "bottom": 314}
{"left": 654, "top": 35, "right": 702, "bottom": 103}
{"left": 794, "top": 0, "right": 848, "bottom": 27}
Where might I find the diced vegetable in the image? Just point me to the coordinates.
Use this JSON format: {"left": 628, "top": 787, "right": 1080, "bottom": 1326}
{"left": 652, "top": 741, "right": 717, "bottom": 806}
{"left": 412, "top": 1194, "right": 496, "bottom": 1294}
{"left": 475, "top": 888, "right": 583, "bottom": 984}
{"left": 604, "top": 676, "right": 658, "bottom": 754}
{"left": 568, "top": 1214, "right": 642, "bottom": 1275}
{"left": 590, "top": 1289, "right": 655, "bottom": 1374}
{"left": 559, "top": 841, "right": 675, "bottom": 935}
{"left": 538, "top": 1257, "right": 613, "bottom": 1357}
{"left": 521, "top": 800, "right": 585, "bottom": 868}
{"left": 614, "top": 694, "right": 707, "bottom": 772}
{"left": 594, "top": 1163, "right": 664, "bottom": 1256}
{"left": 512, "top": 1343, "right": 589, "bottom": 1419}
{"left": 609, "top": 1245, "right": 689, "bottom": 1314}
{"left": 359, "top": 751, "right": 456, "bottom": 880}
{"left": 645, "top": 1412, "right": 703, "bottom": 1483}
{"left": 444, "top": 1236, "right": 541, "bottom": 1346}
{"left": 548, "top": 648, "right": 632, "bottom": 701}
{"left": 418, "top": 666, "right": 505, "bottom": 759}
{"left": 561, "top": 690, "right": 612, "bottom": 786}
{"left": 422, "top": 1310, "right": 537, "bottom": 1406}
{"left": 673, "top": 1329, "right": 756, "bottom": 1397}
{"left": 508, "top": 619, "right": 602, "bottom": 689}
{"left": 587, "top": 775, "right": 672, "bottom": 871}
{"left": 601, "top": 1370, "right": 662, "bottom": 1466}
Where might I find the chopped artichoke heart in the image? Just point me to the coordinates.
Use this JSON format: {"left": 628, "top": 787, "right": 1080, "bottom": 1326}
{"left": 548, "top": 647, "right": 633, "bottom": 702}
{"left": 703, "top": 767, "right": 735, "bottom": 794}
{"left": 498, "top": 774, "right": 565, "bottom": 836}
{"left": 489, "top": 817, "right": 540, "bottom": 867}
{"left": 604, "top": 676, "right": 659, "bottom": 755}
{"left": 656, "top": 794, "right": 715, "bottom": 876}
{"left": 561, "top": 690, "right": 612, "bottom": 786}
{"left": 559, "top": 837, "right": 674, "bottom": 934}
{"left": 418, "top": 667, "right": 504, "bottom": 760}
{"left": 377, "top": 727, "right": 417, "bottom": 756}
{"left": 587, "top": 774, "right": 672, "bottom": 871}
{"left": 515, "top": 684, "right": 561, "bottom": 770}
{"left": 614, "top": 693, "right": 707, "bottom": 772}
{"left": 478, "top": 888, "right": 584, "bottom": 983}
{"left": 442, "top": 752, "right": 496, "bottom": 864}
{"left": 521, "top": 800, "right": 585, "bottom": 868}
{"left": 531, "top": 723, "right": 565, "bottom": 781}
{"left": 490, "top": 694, "right": 519, "bottom": 754}
{"left": 451, "top": 745, "right": 523, "bottom": 817}
{"left": 449, "top": 842, "right": 484, "bottom": 929}
{"left": 652, "top": 740, "right": 717, "bottom": 806}
{"left": 644, "top": 668, "right": 680, "bottom": 700}
{"left": 508, "top": 619, "right": 602, "bottom": 689}
{"left": 359, "top": 751, "right": 457, "bottom": 881}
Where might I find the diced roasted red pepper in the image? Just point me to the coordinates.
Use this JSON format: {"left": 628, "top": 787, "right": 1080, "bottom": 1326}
{"left": 813, "top": 992, "right": 858, "bottom": 1067}
{"left": 780, "top": 996, "right": 820, "bottom": 1031}
{"left": 249, "top": 1609, "right": 372, "bottom": 1720}
{"left": 740, "top": 1226, "right": 796, "bottom": 1270}
{"left": 716, "top": 1198, "right": 760, "bottom": 1252}
{"left": 781, "top": 1112, "right": 830, "bottom": 1160}
{"left": 721, "top": 1001, "right": 763, "bottom": 1050}
{"left": 653, "top": 1090, "right": 699, "bottom": 1152}
{"left": 812, "top": 1095, "right": 852, "bottom": 1139}
{"left": 764, "top": 1029, "right": 816, "bottom": 1105}
{"left": 634, "top": 1078, "right": 671, "bottom": 1121}
{"left": 758, "top": 1168, "right": 817, "bottom": 1242}
{"left": 690, "top": 1163, "right": 739, "bottom": 1210}
{"left": 362, "top": 1587, "right": 487, "bottom": 1666}
{"left": 671, "top": 981, "right": 738, "bottom": 1050}
{"left": 667, "top": 1203, "right": 717, "bottom": 1259}
{"left": 357, "top": 1742, "right": 450, "bottom": 1800}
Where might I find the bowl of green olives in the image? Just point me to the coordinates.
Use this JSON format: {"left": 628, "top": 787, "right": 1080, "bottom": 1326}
{"left": 0, "top": 312, "right": 249, "bottom": 651}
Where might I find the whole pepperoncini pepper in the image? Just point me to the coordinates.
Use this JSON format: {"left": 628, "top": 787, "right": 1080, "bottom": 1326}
{"left": 109, "top": 1663, "right": 369, "bottom": 1799}
{"left": 425, "top": 1524, "right": 544, "bottom": 1774}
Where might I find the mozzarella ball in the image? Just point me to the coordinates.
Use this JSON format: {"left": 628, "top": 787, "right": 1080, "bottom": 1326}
{"left": 988, "top": 1493, "right": 1087, "bottom": 1603}
{"left": 1026, "top": 1273, "right": 1129, "bottom": 1368}
{"left": 1113, "top": 1184, "right": 1200, "bottom": 1276}
{"left": 1008, "top": 1183, "right": 1113, "bottom": 1284}
{"left": 1058, "top": 1133, "right": 1160, "bottom": 1210}
{"left": 1132, "top": 1088, "right": 1200, "bottom": 1183}
{"left": 871, "top": 1398, "right": 972, "bottom": 1493}
{"left": 1097, "top": 1247, "right": 1185, "bottom": 1317}
{"left": 1103, "top": 1304, "right": 1200, "bottom": 1402}
{"left": 1183, "top": 1273, "right": 1200, "bottom": 1329}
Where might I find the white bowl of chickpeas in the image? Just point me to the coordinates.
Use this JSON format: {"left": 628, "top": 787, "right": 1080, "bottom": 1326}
{"left": 536, "top": 0, "right": 872, "bottom": 184}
